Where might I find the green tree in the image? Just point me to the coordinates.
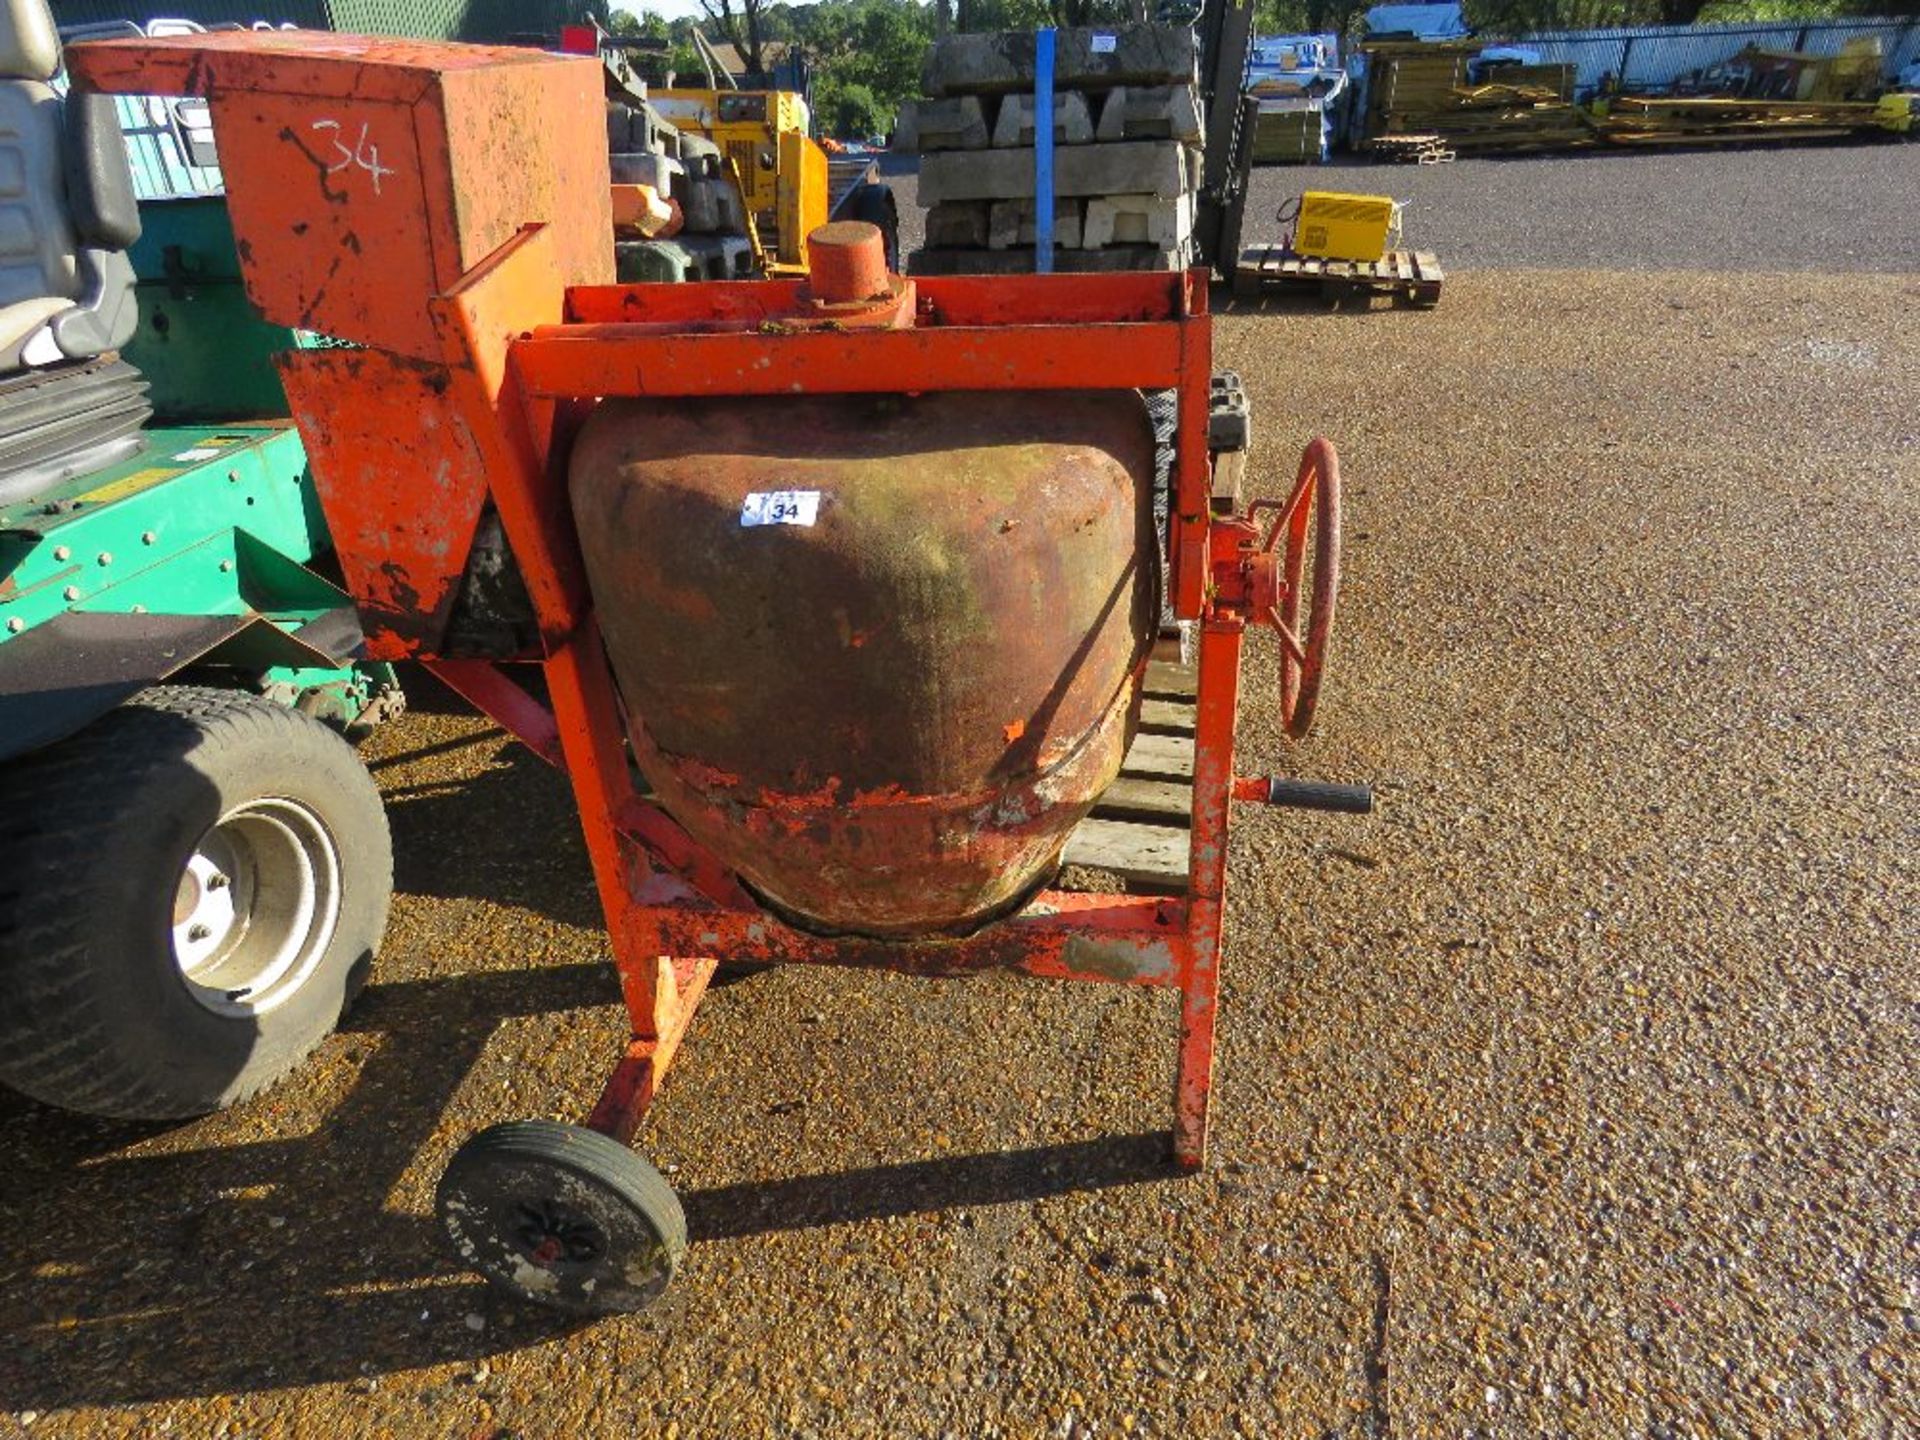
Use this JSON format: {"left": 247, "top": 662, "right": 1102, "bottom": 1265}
{"left": 955, "top": 0, "right": 1136, "bottom": 26}
{"left": 1465, "top": 0, "right": 1660, "bottom": 29}
{"left": 1254, "top": 0, "right": 1369, "bottom": 38}
{"left": 819, "top": 79, "right": 897, "bottom": 134}
{"left": 601, "top": 7, "right": 706, "bottom": 83}
{"left": 700, "top": 0, "right": 774, "bottom": 75}
{"left": 616, "top": 7, "right": 697, "bottom": 42}
{"left": 793, "top": 0, "right": 937, "bottom": 135}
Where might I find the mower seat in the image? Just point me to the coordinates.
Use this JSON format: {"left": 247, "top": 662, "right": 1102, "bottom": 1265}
{"left": 0, "top": 0, "right": 148, "bottom": 499}
{"left": 0, "top": 0, "right": 140, "bottom": 372}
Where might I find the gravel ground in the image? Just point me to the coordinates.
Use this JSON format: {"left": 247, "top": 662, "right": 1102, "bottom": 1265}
{"left": 2, "top": 162, "right": 1916, "bottom": 1439}
{"left": 890, "top": 142, "right": 1920, "bottom": 272}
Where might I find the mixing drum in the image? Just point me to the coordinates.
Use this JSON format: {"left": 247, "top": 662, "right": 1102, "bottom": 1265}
{"left": 570, "top": 388, "right": 1155, "bottom": 936}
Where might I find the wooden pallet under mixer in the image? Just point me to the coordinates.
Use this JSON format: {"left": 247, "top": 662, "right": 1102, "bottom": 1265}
{"left": 1061, "top": 642, "right": 1198, "bottom": 893}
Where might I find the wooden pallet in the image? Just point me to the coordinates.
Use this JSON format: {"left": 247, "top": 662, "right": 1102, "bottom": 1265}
{"left": 1212, "top": 447, "right": 1246, "bottom": 516}
{"left": 1232, "top": 245, "right": 1444, "bottom": 307}
{"left": 1060, "top": 643, "right": 1197, "bottom": 894}
{"left": 1366, "top": 132, "right": 1454, "bottom": 163}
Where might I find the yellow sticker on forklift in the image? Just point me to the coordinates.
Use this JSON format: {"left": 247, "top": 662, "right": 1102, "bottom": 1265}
{"left": 740, "top": 490, "right": 820, "bottom": 527}
{"left": 78, "top": 467, "right": 177, "bottom": 506}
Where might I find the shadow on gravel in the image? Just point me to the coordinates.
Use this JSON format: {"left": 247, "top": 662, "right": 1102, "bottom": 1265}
{"left": 366, "top": 666, "right": 606, "bottom": 930}
{"left": 379, "top": 756, "right": 606, "bottom": 930}
{"left": 0, "top": 964, "right": 606, "bottom": 1410}
{"left": 0, "top": 957, "right": 1178, "bottom": 1409}
{"left": 685, "top": 1129, "right": 1175, "bottom": 1243}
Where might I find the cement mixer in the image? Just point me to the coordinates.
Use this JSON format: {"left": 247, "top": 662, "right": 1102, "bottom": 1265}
{"left": 68, "top": 30, "right": 1365, "bottom": 1315}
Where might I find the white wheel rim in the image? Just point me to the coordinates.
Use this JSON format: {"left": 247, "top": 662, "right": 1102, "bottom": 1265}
{"left": 171, "top": 797, "right": 342, "bottom": 1017}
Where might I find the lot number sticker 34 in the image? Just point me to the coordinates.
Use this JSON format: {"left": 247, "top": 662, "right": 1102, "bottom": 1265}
{"left": 740, "top": 490, "right": 823, "bottom": 527}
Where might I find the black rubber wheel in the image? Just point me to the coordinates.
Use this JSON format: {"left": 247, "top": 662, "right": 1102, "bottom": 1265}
{"left": 0, "top": 685, "right": 392, "bottom": 1119}
{"left": 437, "top": 1120, "right": 687, "bottom": 1314}
{"left": 845, "top": 181, "right": 900, "bottom": 272}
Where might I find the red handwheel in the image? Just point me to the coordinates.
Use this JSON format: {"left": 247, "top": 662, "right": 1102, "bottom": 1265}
{"left": 1254, "top": 438, "right": 1342, "bottom": 738}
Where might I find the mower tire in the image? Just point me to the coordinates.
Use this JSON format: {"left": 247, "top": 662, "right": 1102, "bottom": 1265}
{"left": 0, "top": 685, "right": 392, "bottom": 1120}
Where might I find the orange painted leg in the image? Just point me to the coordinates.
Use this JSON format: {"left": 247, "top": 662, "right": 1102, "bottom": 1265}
{"left": 1175, "top": 618, "right": 1243, "bottom": 1168}
{"left": 587, "top": 953, "right": 718, "bottom": 1146}
{"left": 537, "top": 629, "right": 713, "bottom": 1141}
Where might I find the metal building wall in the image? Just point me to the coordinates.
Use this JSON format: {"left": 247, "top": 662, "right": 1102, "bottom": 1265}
{"left": 1512, "top": 17, "right": 1920, "bottom": 99}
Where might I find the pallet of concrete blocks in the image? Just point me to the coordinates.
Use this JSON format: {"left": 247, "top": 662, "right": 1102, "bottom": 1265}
{"left": 896, "top": 25, "right": 1206, "bottom": 276}
{"left": 672, "top": 135, "right": 754, "bottom": 270}
{"left": 609, "top": 104, "right": 756, "bottom": 285}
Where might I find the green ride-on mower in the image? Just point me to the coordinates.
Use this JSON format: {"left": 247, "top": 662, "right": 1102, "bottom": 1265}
{"left": 0, "top": 0, "right": 398, "bottom": 1121}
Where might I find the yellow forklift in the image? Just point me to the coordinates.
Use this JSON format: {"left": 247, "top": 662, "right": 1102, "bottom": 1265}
{"left": 593, "top": 27, "right": 897, "bottom": 275}
{"left": 652, "top": 83, "right": 896, "bottom": 274}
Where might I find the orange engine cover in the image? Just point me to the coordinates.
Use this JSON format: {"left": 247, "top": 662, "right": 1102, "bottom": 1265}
{"left": 569, "top": 390, "right": 1154, "bottom": 937}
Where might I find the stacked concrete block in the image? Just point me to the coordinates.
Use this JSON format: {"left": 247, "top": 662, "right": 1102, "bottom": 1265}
{"left": 674, "top": 134, "right": 749, "bottom": 238}
{"left": 919, "top": 26, "right": 1200, "bottom": 96}
{"left": 907, "top": 246, "right": 1196, "bottom": 276}
{"left": 1095, "top": 85, "right": 1204, "bottom": 142}
{"left": 914, "top": 139, "right": 1198, "bottom": 204}
{"left": 1083, "top": 192, "right": 1193, "bottom": 250}
{"left": 989, "top": 197, "right": 1084, "bottom": 251}
{"left": 613, "top": 126, "right": 754, "bottom": 282}
{"left": 991, "top": 91, "right": 1094, "bottom": 147}
{"left": 606, "top": 97, "right": 684, "bottom": 169}
{"left": 896, "top": 25, "right": 1205, "bottom": 277}
{"left": 894, "top": 95, "right": 990, "bottom": 152}
{"left": 925, "top": 202, "right": 990, "bottom": 250}
{"left": 610, "top": 149, "right": 681, "bottom": 197}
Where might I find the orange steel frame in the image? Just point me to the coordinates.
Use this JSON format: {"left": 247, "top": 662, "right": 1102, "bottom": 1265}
{"left": 68, "top": 31, "right": 1267, "bottom": 1172}
{"left": 438, "top": 236, "right": 1241, "bottom": 1168}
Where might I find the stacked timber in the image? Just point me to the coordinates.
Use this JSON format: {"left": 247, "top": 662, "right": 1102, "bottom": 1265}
{"left": 1365, "top": 132, "right": 1453, "bottom": 163}
{"left": 1357, "top": 39, "right": 1470, "bottom": 137}
{"left": 1713, "top": 38, "right": 1885, "bottom": 103}
{"left": 1592, "top": 39, "right": 1902, "bottom": 146}
{"left": 895, "top": 25, "right": 1203, "bottom": 275}
{"left": 1598, "top": 94, "right": 1898, "bottom": 145}
{"left": 1245, "top": 35, "right": 1348, "bottom": 166}
{"left": 1479, "top": 61, "right": 1577, "bottom": 99}
{"left": 1360, "top": 41, "right": 1594, "bottom": 154}
{"left": 1353, "top": 36, "right": 1903, "bottom": 156}
{"left": 1251, "top": 107, "right": 1323, "bottom": 163}
{"left": 1428, "top": 81, "right": 1594, "bottom": 153}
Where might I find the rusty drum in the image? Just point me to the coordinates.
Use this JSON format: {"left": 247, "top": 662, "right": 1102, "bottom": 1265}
{"left": 569, "top": 390, "right": 1154, "bottom": 937}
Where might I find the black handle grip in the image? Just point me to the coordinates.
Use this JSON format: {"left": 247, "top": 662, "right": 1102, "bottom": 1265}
{"left": 1262, "top": 779, "right": 1373, "bottom": 814}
